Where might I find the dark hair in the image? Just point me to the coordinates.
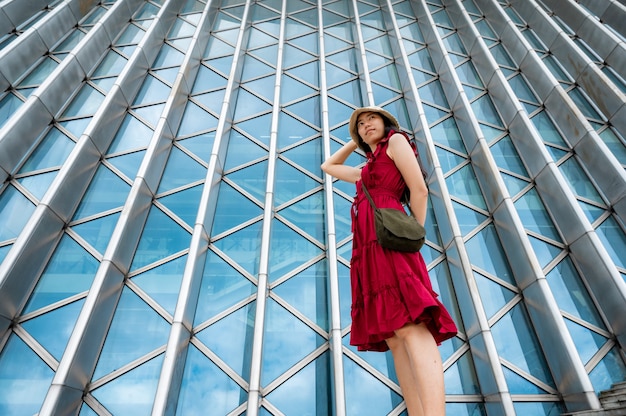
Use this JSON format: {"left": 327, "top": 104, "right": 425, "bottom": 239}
{"left": 355, "top": 114, "right": 395, "bottom": 153}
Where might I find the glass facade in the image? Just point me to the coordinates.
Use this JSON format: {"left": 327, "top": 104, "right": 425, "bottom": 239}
{"left": 0, "top": 0, "right": 625, "bottom": 415}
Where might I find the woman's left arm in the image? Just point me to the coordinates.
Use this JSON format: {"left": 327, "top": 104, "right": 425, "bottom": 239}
{"left": 387, "top": 133, "right": 429, "bottom": 225}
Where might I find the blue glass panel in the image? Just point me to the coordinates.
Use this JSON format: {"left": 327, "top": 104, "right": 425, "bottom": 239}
{"left": 20, "top": 128, "right": 74, "bottom": 173}
{"left": 63, "top": 85, "right": 105, "bottom": 118}
{"left": 92, "top": 50, "right": 128, "bottom": 78}
{"left": 0, "top": 93, "right": 22, "bottom": 128}
{"left": 507, "top": 74, "right": 537, "bottom": 103}
{"left": 274, "top": 160, "right": 319, "bottom": 205}
{"left": 465, "top": 225, "right": 515, "bottom": 284}
{"left": 471, "top": 95, "right": 503, "bottom": 126}
{"left": 191, "top": 64, "right": 228, "bottom": 94}
{"left": 273, "top": 260, "right": 329, "bottom": 328}
{"left": 278, "top": 112, "right": 319, "bottom": 148}
{"left": 423, "top": 103, "right": 449, "bottom": 125}
{"left": 157, "top": 147, "right": 206, "bottom": 193}
{"left": 176, "top": 101, "right": 218, "bottom": 137}
{"left": 108, "top": 114, "right": 154, "bottom": 154}
{"left": 226, "top": 161, "right": 268, "bottom": 203}
{"left": 598, "top": 128, "right": 626, "bottom": 165}
{"left": 531, "top": 111, "right": 568, "bottom": 147}
{"left": 130, "top": 206, "right": 191, "bottom": 271}
{"left": 578, "top": 200, "right": 605, "bottom": 223}
{"left": 236, "top": 113, "right": 272, "bottom": 146}
{"left": 194, "top": 251, "right": 256, "bottom": 325}
{"left": 283, "top": 44, "right": 314, "bottom": 69}
{"left": 479, "top": 123, "right": 505, "bottom": 143}
{"left": 116, "top": 23, "right": 145, "bottom": 45}
{"left": 133, "top": 103, "right": 165, "bottom": 127}
{"left": 528, "top": 236, "right": 562, "bottom": 269}
{"left": 22, "top": 299, "right": 85, "bottom": 360}
{"left": 595, "top": 216, "right": 626, "bottom": 269}
{"left": 212, "top": 182, "right": 262, "bottom": 235}
{"left": 59, "top": 117, "right": 91, "bottom": 139}
{"left": 206, "top": 55, "right": 234, "bottom": 78}
{"left": 177, "top": 132, "right": 215, "bottom": 162}
{"left": 224, "top": 132, "right": 267, "bottom": 171}
{"left": 333, "top": 194, "right": 353, "bottom": 243}
{"left": 195, "top": 303, "right": 256, "bottom": 380}
{"left": 24, "top": 235, "right": 98, "bottom": 312}
{"left": 0, "top": 244, "right": 10, "bottom": 263}
{"left": 452, "top": 200, "right": 488, "bottom": 235}
{"left": 92, "top": 354, "right": 164, "bottom": 415}
{"left": 490, "top": 136, "right": 528, "bottom": 177}
{"left": 324, "top": 33, "right": 350, "bottom": 55}
{"left": 445, "top": 403, "right": 486, "bottom": 416}
{"left": 588, "top": 346, "right": 626, "bottom": 393}
{"left": 456, "top": 61, "right": 482, "bottom": 87}
{"left": 337, "top": 262, "right": 351, "bottom": 329}
{"left": 74, "top": 166, "right": 130, "bottom": 220}
{"left": 241, "top": 56, "right": 274, "bottom": 82}
{"left": 153, "top": 44, "right": 185, "bottom": 68}
{"left": 474, "top": 271, "right": 516, "bottom": 319}
{"left": 429, "top": 117, "right": 467, "bottom": 153}
{"left": 269, "top": 219, "right": 323, "bottom": 278}
{"left": 153, "top": 67, "right": 179, "bottom": 85}
{"left": 0, "top": 335, "right": 54, "bottom": 415}
{"left": 563, "top": 318, "right": 605, "bottom": 364}
{"left": 193, "top": 89, "right": 226, "bottom": 113}
{"left": 133, "top": 75, "right": 170, "bottom": 106}
{"left": 72, "top": 212, "right": 120, "bottom": 254}
{"left": 92, "top": 288, "right": 170, "bottom": 380}
{"left": 419, "top": 79, "right": 449, "bottom": 108}
{"left": 261, "top": 299, "right": 325, "bottom": 386}
{"left": 54, "top": 29, "right": 85, "bottom": 52}
{"left": 79, "top": 402, "right": 99, "bottom": 415}
{"left": 513, "top": 402, "right": 563, "bottom": 416}
{"left": 288, "top": 60, "right": 319, "bottom": 87}
{"left": 343, "top": 352, "right": 402, "bottom": 414}
{"left": 444, "top": 351, "right": 481, "bottom": 394}
{"left": 158, "top": 185, "right": 202, "bottom": 226}
{"left": 282, "top": 138, "right": 323, "bottom": 177}
{"left": 107, "top": 150, "right": 146, "bottom": 180}
{"left": 436, "top": 144, "right": 465, "bottom": 175}
{"left": 289, "top": 32, "right": 317, "bottom": 54}
{"left": 19, "top": 57, "right": 59, "bottom": 86}
{"left": 502, "top": 366, "right": 547, "bottom": 394}
{"left": 278, "top": 192, "right": 325, "bottom": 242}
{"left": 514, "top": 189, "right": 560, "bottom": 240}
{"left": 266, "top": 352, "right": 331, "bottom": 415}
{"left": 491, "top": 305, "right": 554, "bottom": 387}
{"left": 176, "top": 345, "right": 245, "bottom": 414}
{"left": 281, "top": 74, "right": 316, "bottom": 104}
{"left": 17, "top": 171, "right": 56, "bottom": 200}
{"left": 446, "top": 165, "right": 487, "bottom": 210}
{"left": 501, "top": 172, "right": 529, "bottom": 197}
{"left": 213, "top": 221, "right": 263, "bottom": 276}
{"left": 168, "top": 18, "right": 195, "bottom": 38}
{"left": 559, "top": 157, "right": 604, "bottom": 204}
{"left": 131, "top": 255, "right": 186, "bottom": 315}
{"left": 568, "top": 89, "right": 602, "bottom": 120}
{"left": 344, "top": 338, "right": 396, "bottom": 382}
{"left": 546, "top": 145, "right": 568, "bottom": 162}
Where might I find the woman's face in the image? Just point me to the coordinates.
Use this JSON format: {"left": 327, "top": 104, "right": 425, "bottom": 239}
{"left": 357, "top": 112, "right": 386, "bottom": 148}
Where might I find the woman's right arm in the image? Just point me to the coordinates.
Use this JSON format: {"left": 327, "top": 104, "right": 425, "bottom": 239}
{"left": 321, "top": 140, "right": 361, "bottom": 184}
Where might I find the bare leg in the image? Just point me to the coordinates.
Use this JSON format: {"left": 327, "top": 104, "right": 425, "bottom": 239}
{"left": 386, "top": 322, "right": 446, "bottom": 416}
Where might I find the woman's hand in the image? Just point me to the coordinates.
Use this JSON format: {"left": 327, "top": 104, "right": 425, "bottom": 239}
{"left": 321, "top": 140, "right": 361, "bottom": 184}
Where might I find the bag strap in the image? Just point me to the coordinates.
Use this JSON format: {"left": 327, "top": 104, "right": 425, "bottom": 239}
{"left": 359, "top": 181, "right": 377, "bottom": 210}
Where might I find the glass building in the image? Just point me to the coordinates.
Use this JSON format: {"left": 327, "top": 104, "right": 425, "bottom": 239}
{"left": 0, "top": 0, "right": 625, "bottom": 415}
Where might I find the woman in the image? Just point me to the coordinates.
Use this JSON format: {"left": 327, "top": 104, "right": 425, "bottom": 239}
{"left": 321, "top": 106, "right": 457, "bottom": 415}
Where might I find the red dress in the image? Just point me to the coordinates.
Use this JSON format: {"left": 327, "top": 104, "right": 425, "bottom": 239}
{"left": 349, "top": 131, "right": 458, "bottom": 352}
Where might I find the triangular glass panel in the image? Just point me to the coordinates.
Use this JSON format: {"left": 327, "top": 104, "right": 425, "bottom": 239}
{"left": 274, "top": 159, "right": 319, "bottom": 205}
{"left": 435, "top": 145, "right": 466, "bottom": 174}
{"left": 442, "top": 32, "right": 467, "bottom": 55}
{"left": 130, "top": 206, "right": 192, "bottom": 271}
{"left": 508, "top": 74, "right": 538, "bottom": 103}
{"left": 205, "top": 55, "right": 234, "bottom": 77}
{"left": 266, "top": 351, "right": 330, "bottom": 414}
{"left": 62, "top": 85, "right": 105, "bottom": 119}
{"left": 107, "top": 150, "right": 146, "bottom": 181}
{"left": 521, "top": 101, "right": 540, "bottom": 115}
{"left": 281, "top": 138, "right": 323, "bottom": 177}
{"left": 328, "top": 82, "right": 361, "bottom": 107}
{"left": 530, "top": 111, "right": 568, "bottom": 147}
{"left": 289, "top": 32, "right": 318, "bottom": 54}
{"left": 157, "top": 147, "right": 207, "bottom": 194}
{"left": 446, "top": 165, "right": 487, "bottom": 210}
{"left": 502, "top": 366, "right": 547, "bottom": 394}
{"left": 370, "top": 64, "right": 400, "bottom": 89}
{"left": 236, "top": 114, "right": 272, "bottom": 147}
{"left": 278, "top": 190, "right": 325, "bottom": 242}
{"left": 325, "top": 1, "right": 349, "bottom": 16}
{"left": 169, "top": 18, "right": 196, "bottom": 37}
{"left": 201, "top": 37, "right": 235, "bottom": 61}
{"left": 0, "top": 245, "right": 10, "bottom": 264}
{"left": 578, "top": 200, "right": 605, "bottom": 224}
{"left": 72, "top": 212, "right": 120, "bottom": 254}
{"left": 284, "top": 96, "right": 320, "bottom": 127}
{"left": 344, "top": 338, "right": 397, "bottom": 383}
{"left": 285, "top": 18, "right": 315, "bottom": 40}
{"left": 471, "top": 95, "right": 503, "bottom": 126}
{"left": 409, "top": 48, "right": 435, "bottom": 72}
{"left": 212, "top": 182, "right": 263, "bottom": 236}
{"left": 170, "top": 37, "right": 192, "bottom": 52}
{"left": 153, "top": 67, "right": 179, "bottom": 86}
{"left": 17, "top": 171, "right": 57, "bottom": 201}
{"left": 250, "top": 44, "right": 278, "bottom": 65}
{"left": 131, "top": 255, "right": 186, "bottom": 316}
{"left": 327, "top": 50, "right": 358, "bottom": 74}
{"left": 423, "top": 103, "right": 450, "bottom": 126}
{"left": 589, "top": 346, "right": 626, "bottom": 393}
{"left": 443, "top": 350, "right": 481, "bottom": 394}
{"left": 281, "top": 74, "right": 316, "bottom": 104}
{"left": 372, "top": 82, "right": 399, "bottom": 105}
{"left": 343, "top": 352, "right": 403, "bottom": 414}
{"left": 514, "top": 188, "right": 560, "bottom": 241}
{"left": 134, "top": 75, "right": 171, "bottom": 106}
{"left": 177, "top": 101, "right": 218, "bottom": 137}
{"left": 288, "top": 60, "right": 319, "bottom": 85}
{"left": 500, "top": 172, "right": 530, "bottom": 197}
{"left": 0, "top": 185, "right": 35, "bottom": 242}
{"left": 273, "top": 260, "right": 328, "bottom": 328}
{"left": 463, "top": 84, "right": 484, "bottom": 101}
{"left": 452, "top": 200, "right": 488, "bottom": 236}
{"left": 241, "top": 55, "right": 275, "bottom": 81}
{"left": 0, "top": 335, "right": 54, "bottom": 416}
{"left": 133, "top": 103, "right": 165, "bottom": 127}
{"left": 490, "top": 136, "right": 527, "bottom": 176}
{"left": 261, "top": 298, "right": 325, "bottom": 386}
{"left": 195, "top": 302, "right": 256, "bottom": 379}
{"left": 474, "top": 270, "right": 516, "bottom": 319}
{"left": 193, "top": 251, "right": 256, "bottom": 326}
{"left": 563, "top": 317, "right": 606, "bottom": 364}
{"left": 23, "top": 235, "right": 98, "bottom": 313}
{"left": 214, "top": 11, "right": 241, "bottom": 31}
{"left": 278, "top": 111, "right": 321, "bottom": 148}
{"left": 226, "top": 160, "right": 268, "bottom": 203}
{"left": 323, "top": 31, "right": 349, "bottom": 55}
{"left": 232, "top": 89, "right": 271, "bottom": 120}
{"left": 158, "top": 184, "right": 203, "bottom": 227}
{"left": 419, "top": 80, "right": 449, "bottom": 108}
{"left": 224, "top": 132, "right": 267, "bottom": 171}
{"left": 92, "top": 288, "right": 170, "bottom": 380}
{"left": 243, "top": 76, "right": 275, "bottom": 103}
{"left": 478, "top": 122, "right": 504, "bottom": 142}
{"left": 176, "top": 344, "right": 245, "bottom": 414}
{"left": 429, "top": 118, "right": 467, "bottom": 154}
{"left": 153, "top": 44, "right": 185, "bottom": 68}
{"left": 176, "top": 132, "right": 215, "bottom": 162}
{"left": 545, "top": 145, "right": 568, "bottom": 162}
{"left": 22, "top": 299, "right": 85, "bottom": 360}
{"left": 361, "top": 25, "right": 384, "bottom": 42}
{"left": 448, "top": 52, "right": 468, "bottom": 67}
{"left": 212, "top": 221, "right": 263, "bottom": 276}
{"left": 411, "top": 67, "right": 435, "bottom": 86}
{"left": 326, "top": 97, "right": 354, "bottom": 129}
{"left": 247, "top": 26, "right": 278, "bottom": 50}
{"left": 58, "top": 117, "right": 91, "bottom": 140}
{"left": 73, "top": 165, "right": 129, "bottom": 220}
{"left": 332, "top": 194, "right": 354, "bottom": 244}
{"left": 456, "top": 61, "right": 483, "bottom": 87}
{"left": 92, "top": 354, "right": 165, "bottom": 415}
{"left": 465, "top": 225, "right": 515, "bottom": 284}
{"left": 19, "top": 127, "right": 74, "bottom": 173}
{"left": 268, "top": 218, "right": 323, "bottom": 278}
{"left": 107, "top": 114, "right": 154, "bottom": 155}
{"left": 284, "top": 44, "right": 315, "bottom": 69}
{"left": 192, "top": 89, "right": 226, "bottom": 114}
